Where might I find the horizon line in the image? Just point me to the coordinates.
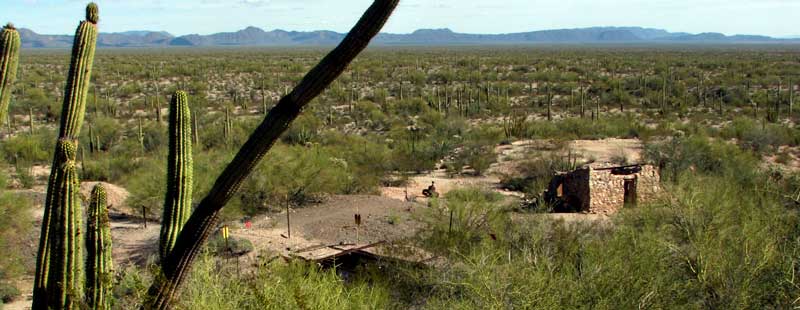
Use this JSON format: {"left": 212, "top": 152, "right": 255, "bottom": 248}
{"left": 15, "top": 25, "right": 792, "bottom": 39}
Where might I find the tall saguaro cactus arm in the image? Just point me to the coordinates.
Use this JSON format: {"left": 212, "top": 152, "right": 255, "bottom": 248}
{"left": 159, "top": 91, "right": 193, "bottom": 260}
{"left": 59, "top": 3, "right": 99, "bottom": 138}
{"left": 32, "top": 3, "right": 99, "bottom": 309}
{"left": 0, "top": 23, "right": 21, "bottom": 129}
{"left": 145, "top": 0, "right": 400, "bottom": 308}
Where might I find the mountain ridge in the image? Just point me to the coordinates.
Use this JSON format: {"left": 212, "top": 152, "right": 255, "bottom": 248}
{"left": 16, "top": 26, "right": 796, "bottom": 48}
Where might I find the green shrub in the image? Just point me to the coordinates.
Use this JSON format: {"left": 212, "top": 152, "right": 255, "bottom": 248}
{"left": 282, "top": 113, "right": 322, "bottom": 145}
{"left": 113, "top": 266, "right": 150, "bottom": 309}
{"left": 645, "top": 134, "right": 759, "bottom": 185}
{"left": 82, "top": 151, "right": 142, "bottom": 182}
{"left": 207, "top": 234, "right": 254, "bottom": 256}
{"left": 180, "top": 254, "right": 391, "bottom": 309}
{"left": 422, "top": 188, "right": 510, "bottom": 253}
{"left": 13, "top": 163, "right": 34, "bottom": 189}
{"left": 1, "top": 131, "right": 52, "bottom": 164}
{"left": 124, "top": 157, "right": 166, "bottom": 214}
{"left": 0, "top": 282, "right": 20, "bottom": 303}
{"left": 499, "top": 153, "right": 576, "bottom": 195}
{"left": 0, "top": 182, "right": 33, "bottom": 303}
{"left": 235, "top": 143, "right": 356, "bottom": 214}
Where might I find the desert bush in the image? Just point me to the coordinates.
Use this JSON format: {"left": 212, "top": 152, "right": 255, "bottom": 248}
{"left": 85, "top": 114, "right": 125, "bottom": 151}
{"left": 499, "top": 153, "right": 575, "bottom": 195}
{"left": 235, "top": 143, "right": 354, "bottom": 214}
{"left": 524, "top": 115, "right": 650, "bottom": 141}
{"left": 447, "top": 126, "right": 502, "bottom": 176}
{"left": 206, "top": 234, "right": 254, "bottom": 256}
{"left": 319, "top": 132, "right": 392, "bottom": 194}
{"left": 0, "top": 174, "right": 33, "bottom": 304}
{"left": 82, "top": 151, "right": 142, "bottom": 182}
{"left": 0, "top": 283, "right": 20, "bottom": 303}
{"left": 124, "top": 156, "right": 167, "bottom": 214}
{"left": 644, "top": 134, "right": 759, "bottom": 184}
{"left": 1, "top": 130, "right": 53, "bottom": 164}
{"left": 180, "top": 254, "right": 391, "bottom": 309}
{"left": 720, "top": 117, "right": 800, "bottom": 153}
{"left": 113, "top": 266, "right": 150, "bottom": 309}
{"left": 282, "top": 113, "right": 323, "bottom": 145}
{"left": 13, "top": 162, "right": 34, "bottom": 189}
{"left": 422, "top": 188, "right": 510, "bottom": 253}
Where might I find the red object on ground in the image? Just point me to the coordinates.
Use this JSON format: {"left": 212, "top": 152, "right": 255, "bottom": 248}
{"left": 245, "top": 221, "right": 252, "bottom": 229}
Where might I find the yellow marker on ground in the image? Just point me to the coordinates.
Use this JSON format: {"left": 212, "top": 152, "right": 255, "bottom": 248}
{"left": 222, "top": 226, "right": 229, "bottom": 241}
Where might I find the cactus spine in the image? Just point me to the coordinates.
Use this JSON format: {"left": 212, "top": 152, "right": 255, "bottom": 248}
{"left": 86, "top": 184, "right": 112, "bottom": 310}
{"left": 33, "top": 3, "right": 99, "bottom": 309}
{"left": 159, "top": 91, "right": 193, "bottom": 260}
{"left": 0, "top": 23, "right": 21, "bottom": 129}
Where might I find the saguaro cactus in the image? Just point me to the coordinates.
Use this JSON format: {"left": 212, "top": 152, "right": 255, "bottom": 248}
{"left": 137, "top": 117, "right": 145, "bottom": 151}
{"left": 159, "top": 91, "right": 193, "bottom": 260}
{"left": 33, "top": 3, "right": 99, "bottom": 309}
{"left": 224, "top": 106, "right": 232, "bottom": 145}
{"left": 0, "top": 23, "right": 21, "bottom": 128}
{"left": 86, "top": 184, "right": 112, "bottom": 310}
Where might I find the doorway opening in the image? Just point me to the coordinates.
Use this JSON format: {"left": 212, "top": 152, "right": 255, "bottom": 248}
{"left": 623, "top": 177, "right": 637, "bottom": 207}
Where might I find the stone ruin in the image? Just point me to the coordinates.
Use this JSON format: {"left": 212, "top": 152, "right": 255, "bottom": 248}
{"left": 545, "top": 164, "right": 661, "bottom": 214}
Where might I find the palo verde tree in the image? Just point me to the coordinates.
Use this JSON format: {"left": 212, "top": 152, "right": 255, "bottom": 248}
{"left": 0, "top": 22, "right": 21, "bottom": 128}
{"left": 145, "top": 0, "right": 399, "bottom": 308}
{"left": 32, "top": 3, "right": 99, "bottom": 309}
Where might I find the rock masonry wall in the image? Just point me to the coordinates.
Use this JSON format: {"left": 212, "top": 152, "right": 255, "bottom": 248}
{"left": 586, "top": 165, "right": 660, "bottom": 214}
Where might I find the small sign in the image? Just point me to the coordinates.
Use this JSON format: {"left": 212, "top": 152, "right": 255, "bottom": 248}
{"left": 221, "top": 225, "right": 229, "bottom": 241}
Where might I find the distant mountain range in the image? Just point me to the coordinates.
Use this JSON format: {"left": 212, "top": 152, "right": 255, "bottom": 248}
{"left": 17, "top": 26, "right": 797, "bottom": 48}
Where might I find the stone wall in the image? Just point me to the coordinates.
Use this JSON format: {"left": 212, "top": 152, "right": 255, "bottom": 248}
{"left": 635, "top": 165, "right": 661, "bottom": 205}
{"left": 552, "top": 164, "right": 661, "bottom": 214}
{"left": 586, "top": 165, "right": 661, "bottom": 214}
{"left": 587, "top": 168, "right": 626, "bottom": 214}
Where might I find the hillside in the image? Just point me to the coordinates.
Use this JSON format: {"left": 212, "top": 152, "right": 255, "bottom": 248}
{"left": 17, "top": 26, "right": 795, "bottom": 48}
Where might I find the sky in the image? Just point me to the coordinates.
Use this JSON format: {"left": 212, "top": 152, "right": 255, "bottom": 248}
{"left": 4, "top": 0, "right": 800, "bottom": 38}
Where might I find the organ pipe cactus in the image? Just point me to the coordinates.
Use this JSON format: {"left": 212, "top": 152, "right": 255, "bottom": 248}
{"left": 159, "top": 91, "right": 193, "bottom": 260}
{"left": 0, "top": 23, "right": 21, "bottom": 129}
{"left": 86, "top": 184, "right": 112, "bottom": 310}
{"left": 33, "top": 3, "right": 99, "bottom": 309}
